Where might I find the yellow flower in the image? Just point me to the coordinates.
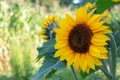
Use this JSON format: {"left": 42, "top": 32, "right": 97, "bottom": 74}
{"left": 112, "top": 0, "right": 120, "bottom": 2}
{"left": 54, "top": 3, "right": 112, "bottom": 73}
{"left": 102, "top": 11, "right": 110, "bottom": 23}
{"left": 40, "top": 15, "right": 58, "bottom": 40}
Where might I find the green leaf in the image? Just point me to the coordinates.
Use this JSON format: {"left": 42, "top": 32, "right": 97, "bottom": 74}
{"left": 45, "top": 69, "right": 57, "bottom": 79}
{"left": 35, "top": 57, "right": 66, "bottom": 80}
{"left": 37, "top": 38, "right": 56, "bottom": 60}
{"left": 96, "top": 0, "right": 120, "bottom": 13}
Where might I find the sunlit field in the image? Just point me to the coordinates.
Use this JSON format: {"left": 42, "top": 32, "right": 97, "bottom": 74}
{"left": 0, "top": 0, "right": 120, "bottom": 80}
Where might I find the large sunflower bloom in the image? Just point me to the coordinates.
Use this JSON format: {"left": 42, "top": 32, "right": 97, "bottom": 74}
{"left": 40, "top": 15, "right": 58, "bottom": 40}
{"left": 54, "top": 3, "right": 112, "bottom": 73}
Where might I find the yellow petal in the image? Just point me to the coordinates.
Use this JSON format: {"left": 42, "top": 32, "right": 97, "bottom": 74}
{"left": 102, "top": 11, "right": 109, "bottom": 17}
{"left": 66, "top": 14, "right": 76, "bottom": 26}
{"left": 41, "top": 25, "right": 47, "bottom": 29}
{"left": 92, "top": 34, "right": 110, "bottom": 41}
{"left": 76, "top": 6, "right": 87, "bottom": 24}
{"left": 79, "top": 54, "right": 87, "bottom": 72}
{"left": 56, "top": 35, "right": 68, "bottom": 41}
{"left": 42, "top": 21, "right": 48, "bottom": 26}
{"left": 54, "top": 46, "right": 69, "bottom": 57}
{"left": 55, "top": 40, "right": 68, "bottom": 49}
{"left": 89, "top": 46, "right": 107, "bottom": 59}
{"left": 92, "top": 26, "right": 109, "bottom": 33}
{"left": 89, "top": 21, "right": 104, "bottom": 30}
{"left": 102, "top": 11, "right": 110, "bottom": 23}
{"left": 55, "top": 29, "right": 69, "bottom": 39}
{"left": 54, "top": 50, "right": 64, "bottom": 58}
{"left": 91, "top": 34, "right": 109, "bottom": 45}
{"left": 85, "top": 2, "right": 94, "bottom": 9}
{"left": 41, "top": 36, "right": 48, "bottom": 40}
{"left": 99, "top": 53, "right": 108, "bottom": 59}
{"left": 66, "top": 52, "right": 75, "bottom": 66}
{"left": 53, "top": 15, "right": 58, "bottom": 20}
{"left": 94, "top": 59, "right": 103, "bottom": 66}
{"left": 40, "top": 31, "right": 45, "bottom": 35}
{"left": 89, "top": 45, "right": 107, "bottom": 59}
{"left": 88, "top": 14, "right": 102, "bottom": 25}
{"left": 89, "top": 45, "right": 101, "bottom": 58}
{"left": 74, "top": 53, "right": 81, "bottom": 71}
{"left": 86, "top": 66, "right": 90, "bottom": 73}
{"left": 97, "top": 46, "right": 108, "bottom": 53}
{"left": 60, "top": 49, "right": 73, "bottom": 61}
{"left": 86, "top": 8, "right": 96, "bottom": 21}
{"left": 91, "top": 38, "right": 108, "bottom": 46}
{"left": 96, "top": 29, "right": 112, "bottom": 34}
{"left": 112, "top": 0, "right": 120, "bottom": 2}
{"left": 86, "top": 53, "right": 95, "bottom": 70}
{"left": 58, "top": 19, "right": 73, "bottom": 31}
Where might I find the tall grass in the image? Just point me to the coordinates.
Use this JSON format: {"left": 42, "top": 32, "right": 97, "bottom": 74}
{"left": 0, "top": 1, "right": 42, "bottom": 80}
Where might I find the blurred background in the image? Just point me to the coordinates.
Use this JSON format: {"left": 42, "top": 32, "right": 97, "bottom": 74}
{"left": 0, "top": 0, "right": 120, "bottom": 80}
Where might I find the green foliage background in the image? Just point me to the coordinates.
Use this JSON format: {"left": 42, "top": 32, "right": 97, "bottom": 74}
{"left": 0, "top": 0, "right": 120, "bottom": 80}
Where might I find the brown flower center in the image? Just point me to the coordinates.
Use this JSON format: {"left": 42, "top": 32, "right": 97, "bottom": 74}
{"left": 68, "top": 24, "right": 93, "bottom": 53}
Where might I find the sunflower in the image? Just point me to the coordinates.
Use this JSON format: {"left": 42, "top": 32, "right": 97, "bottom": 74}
{"left": 40, "top": 15, "right": 59, "bottom": 40}
{"left": 112, "top": 0, "right": 120, "bottom": 2}
{"left": 54, "top": 3, "right": 112, "bottom": 73}
{"left": 102, "top": 11, "right": 110, "bottom": 23}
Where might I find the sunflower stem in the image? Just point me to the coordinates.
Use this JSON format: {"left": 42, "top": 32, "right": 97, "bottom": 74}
{"left": 117, "top": 45, "right": 120, "bottom": 56}
{"left": 107, "top": 33, "right": 117, "bottom": 80}
{"left": 71, "top": 65, "right": 78, "bottom": 80}
{"left": 100, "top": 60, "right": 112, "bottom": 80}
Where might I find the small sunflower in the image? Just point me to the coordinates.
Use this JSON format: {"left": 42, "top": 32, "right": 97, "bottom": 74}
{"left": 40, "top": 15, "right": 59, "bottom": 40}
{"left": 102, "top": 11, "right": 110, "bottom": 23}
{"left": 54, "top": 3, "right": 112, "bottom": 73}
{"left": 112, "top": 0, "right": 120, "bottom": 2}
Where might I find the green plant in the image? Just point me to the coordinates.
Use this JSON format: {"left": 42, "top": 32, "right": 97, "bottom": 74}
{"left": 0, "top": 1, "right": 42, "bottom": 80}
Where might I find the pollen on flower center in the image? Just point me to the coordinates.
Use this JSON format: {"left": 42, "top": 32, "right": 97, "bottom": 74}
{"left": 68, "top": 24, "right": 93, "bottom": 53}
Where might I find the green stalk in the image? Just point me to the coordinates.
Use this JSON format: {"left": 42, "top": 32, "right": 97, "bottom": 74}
{"left": 107, "top": 34, "right": 117, "bottom": 80}
{"left": 71, "top": 65, "right": 78, "bottom": 80}
{"left": 99, "top": 60, "right": 112, "bottom": 80}
{"left": 117, "top": 45, "right": 120, "bottom": 56}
